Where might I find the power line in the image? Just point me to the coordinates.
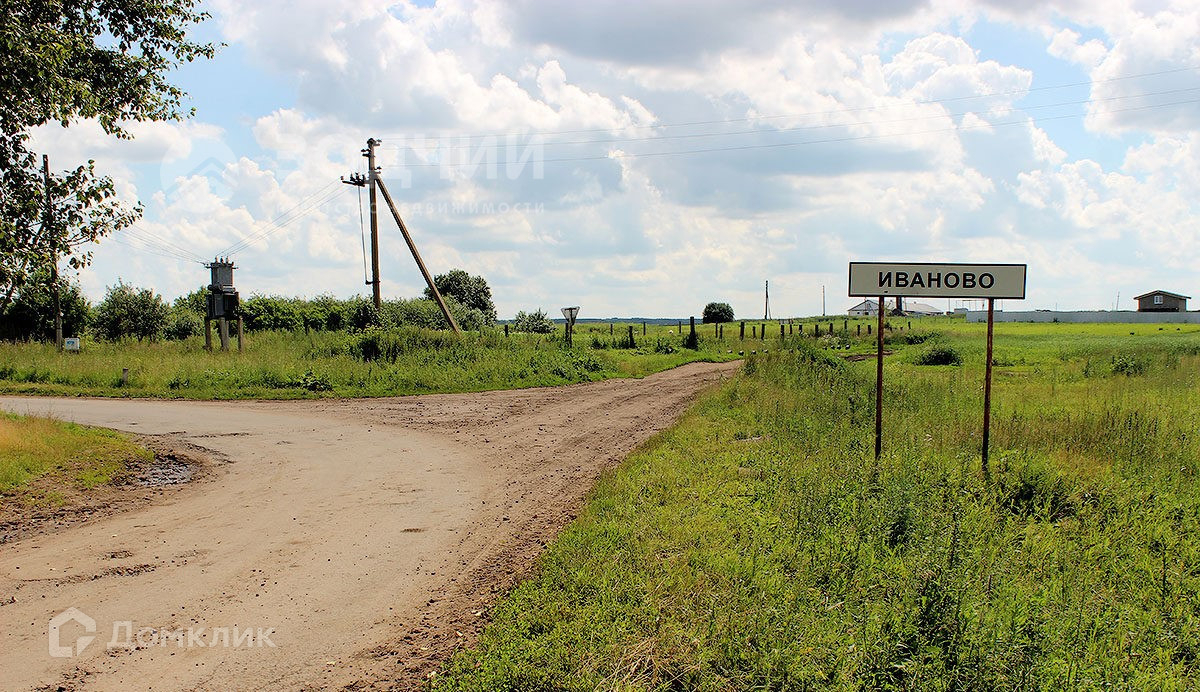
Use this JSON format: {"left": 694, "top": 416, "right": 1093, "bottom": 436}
{"left": 376, "top": 64, "right": 1200, "bottom": 143}
{"left": 382, "top": 84, "right": 1200, "bottom": 154}
{"left": 220, "top": 179, "right": 342, "bottom": 256}
{"left": 372, "top": 96, "right": 1200, "bottom": 171}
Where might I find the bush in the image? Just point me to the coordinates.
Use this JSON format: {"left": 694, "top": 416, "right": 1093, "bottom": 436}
{"left": 914, "top": 344, "right": 962, "bottom": 366}
{"left": 240, "top": 295, "right": 304, "bottom": 331}
{"left": 92, "top": 281, "right": 169, "bottom": 341}
{"left": 424, "top": 269, "right": 497, "bottom": 324}
{"left": 164, "top": 309, "right": 202, "bottom": 340}
{"left": 702, "top": 301, "right": 734, "bottom": 323}
{"left": 0, "top": 272, "right": 91, "bottom": 340}
{"left": 513, "top": 309, "right": 554, "bottom": 334}
{"left": 1111, "top": 353, "right": 1148, "bottom": 376}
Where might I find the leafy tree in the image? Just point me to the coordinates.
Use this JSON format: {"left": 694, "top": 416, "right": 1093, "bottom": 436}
{"left": 0, "top": 271, "right": 90, "bottom": 340}
{"left": 92, "top": 281, "right": 169, "bottom": 341}
{"left": 0, "top": 0, "right": 216, "bottom": 311}
{"left": 240, "top": 295, "right": 304, "bottom": 332}
{"left": 423, "top": 269, "right": 496, "bottom": 324}
{"left": 164, "top": 308, "right": 202, "bottom": 340}
{"left": 513, "top": 309, "right": 554, "bottom": 334}
{"left": 702, "top": 302, "right": 734, "bottom": 323}
{"left": 173, "top": 287, "right": 209, "bottom": 316}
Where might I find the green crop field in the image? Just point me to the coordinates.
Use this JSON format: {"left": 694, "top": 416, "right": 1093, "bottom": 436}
{"left": 435, "top": 319, "right": 1200, "bottom": 690}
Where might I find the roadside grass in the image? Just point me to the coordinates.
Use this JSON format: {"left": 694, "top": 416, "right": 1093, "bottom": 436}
{"left": 0, "top": 325, "right": 740, "bottom": 399}
{"left": 0, "top": 413, "right": 152, "bottom": 508}
{"left": 435, "top": 325, "right": 1200, "bottom": 690}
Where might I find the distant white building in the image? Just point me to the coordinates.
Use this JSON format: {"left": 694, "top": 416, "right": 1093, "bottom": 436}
{"left": 903, "top": 302, "right": 942, "bottom": 316}
{"left": 848, "top": 299, "right": 942, "bottom": 317}
{"left": 848, "top": 299, "right": 885, "bottom": 316}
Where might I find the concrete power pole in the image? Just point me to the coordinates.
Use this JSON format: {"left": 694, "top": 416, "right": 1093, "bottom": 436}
{"left": 764, "top": 280, "right": 770, "bottom": 320}
{"left": 365, "top": 138, "right": 382, "bottom": 311}
{"left": 41, "top": 155, "right": 62, "bottom": 350}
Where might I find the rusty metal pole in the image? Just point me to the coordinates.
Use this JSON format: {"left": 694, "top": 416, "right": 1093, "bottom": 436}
{"left": 875, "top": 296, "right": 885, "bottom": 462}
{"left": 982, "top": 298, "right": 995, "bottom": 478}
{"left": 374, "top": 177, "right": 461, "bottom": 334}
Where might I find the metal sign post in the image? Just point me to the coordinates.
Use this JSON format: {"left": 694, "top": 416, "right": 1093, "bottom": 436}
{"left": 561, "top": 306, "right": 580, "bottom": 347}
{"left": 849, "top": 262, "right": 1026, "bottom": 472}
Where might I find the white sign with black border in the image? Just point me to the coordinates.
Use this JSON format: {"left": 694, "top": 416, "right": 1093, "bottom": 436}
{"left": 848, "top": 262, "right": 1026, "bottom": 299}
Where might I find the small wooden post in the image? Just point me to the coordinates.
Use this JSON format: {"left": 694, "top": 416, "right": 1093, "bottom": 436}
{"left": 857, "top": 324, "right": 861, "bottom": 336}
{"left": 237, "top": 316, "right": 244, "bottom": 352}
{"left": 719, "top": 324, "right": 723, "bottom": 339}
{"left": 610, "top": 323, "right": 614, "bottom": 336}
{"left": 875, "top": 296, "right": 885, "bottom": 462}
{"left": 760, "top": 323, "right": 765, "bottom": 341}
{"left": 120, "top": 368, "right": 129, "bottom": 387}
{"left": 740, "top": 321, "right": 745, "bottom": 339}
{"left": 642, "top": 322, "right": 646, "bottom": 336}
{"left": 779, "top": 323, "right": 784, "bottom": 338}
{"left": 908, "top": 320, "right": 912, "bottom": 330}
{"left": 504, "top": 324, "right": 509, "bottom": 337}
{"left": 751, "top": 325, "right": 756, "bottom": 339}
{"left": 628, "top": 324, "right": 634, "bottom": 347}
{"left": 843, "top": 319, "right": 848, "bottom": 332}
{"left": 982, "top": 298, "right": 995, "bottom": 478}
{"left": 867, "top": 323, "right": 872, "bottom": 335}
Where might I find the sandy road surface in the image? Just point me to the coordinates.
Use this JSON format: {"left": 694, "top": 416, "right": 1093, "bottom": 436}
{"left": 0, "top": 360, "right": 738, "bottom": 690}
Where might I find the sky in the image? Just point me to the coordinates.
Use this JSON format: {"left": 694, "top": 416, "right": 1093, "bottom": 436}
{"left": 30, "top": 0, "right": 1200, "bottom": 319}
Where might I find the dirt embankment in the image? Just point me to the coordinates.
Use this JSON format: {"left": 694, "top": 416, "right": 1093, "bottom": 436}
{"left": 0, "top": 360, "right": 739, "bottom": 691}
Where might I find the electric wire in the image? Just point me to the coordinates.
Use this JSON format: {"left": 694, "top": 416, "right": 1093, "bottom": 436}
{"left": 383, "top": 84, "right": 1200, "bottom": 153}
{"left": 375, "top": 96, "right": 1200, "bottom": 171}
{"left": 357, "top": 181, "right": 370, "bottom": 284}
{"left": 376, "top": 64, "right": 1199, "bottom": 144}
{"left": 219, "top": 180, "right": 342, "bottom": 256}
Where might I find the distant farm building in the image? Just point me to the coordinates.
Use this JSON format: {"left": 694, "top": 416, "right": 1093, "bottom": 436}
{"left": 848, "top": 299, "right": 884, "bottom": 316}
{"left": 903, "top": 302, "right": 942, "bottom": 316}
{"left": 848, "top": 299, "right": 941, "bottom": 317}
{"left": 1135, "top": 290, "right": 1189, "bottom": 312}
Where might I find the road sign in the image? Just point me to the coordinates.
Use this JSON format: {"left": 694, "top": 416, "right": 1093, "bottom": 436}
{"left": 849, "top": 260, "right": 1026, "bottom": 477}
{"left": 561, "top": 307, "right": 580, "bottom": 347}
{"left": 849, "top": 262, "right": 1026, "bottom": 299}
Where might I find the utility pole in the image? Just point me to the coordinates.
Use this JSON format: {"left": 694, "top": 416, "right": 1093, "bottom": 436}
{"left": 41, "top": 155, "right": 62, "bottom": 351}
{"left": 764, "top": 280, "right": 770, "bottom": 320}
{"left": 374, "top": 176, "right": 461, "bottom": 335}
{"left": 366, "top": 138, "right": 382, "bottom": 310}
{"left": 821, "top": 285, "right": 826, "bottom": 317}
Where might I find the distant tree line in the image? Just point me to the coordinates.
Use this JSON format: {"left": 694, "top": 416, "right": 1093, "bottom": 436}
{"left": 0, "top": 269, "right": 505, "bottom": 342}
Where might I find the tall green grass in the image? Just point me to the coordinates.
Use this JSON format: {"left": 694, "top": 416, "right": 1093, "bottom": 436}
{"left": 0, "top": 325, "right": 739, "bottom": 399}
{"left": 436, "top": 327, "right": 1200, "bottom": 690}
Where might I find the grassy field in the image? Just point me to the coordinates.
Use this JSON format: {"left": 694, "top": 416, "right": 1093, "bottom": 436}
{"left": 434, "top": 320, "right": 1200, "bottom": 690}
{"left": 0, "top": 413, "right": 152, "bottom": 509}
{"left": 0, "top": 323, "right": 749, "bottom": 399}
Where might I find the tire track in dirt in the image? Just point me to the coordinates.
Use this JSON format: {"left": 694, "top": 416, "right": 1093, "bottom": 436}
{"left": 0, "top": 360, "right": 739, "bottom": 690}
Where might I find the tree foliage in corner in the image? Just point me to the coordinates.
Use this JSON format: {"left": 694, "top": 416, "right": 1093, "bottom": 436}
{"left": 0, "top": 0, "right": 216, "bottom": 312}
{"left": 702, "top": 301, "right": 734, "bottom": 323}
{"left": 424, "top": 269, "right": 497, "bottom": 324}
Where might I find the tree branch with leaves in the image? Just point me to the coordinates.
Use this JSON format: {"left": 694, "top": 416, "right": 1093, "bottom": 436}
{"left": 0, "top": 0, "right": 216, "bottom": 313}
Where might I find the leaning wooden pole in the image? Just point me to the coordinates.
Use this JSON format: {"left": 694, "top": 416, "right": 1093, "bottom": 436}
{"left": 373, "top": 177, "right": 461, "bottom": 335}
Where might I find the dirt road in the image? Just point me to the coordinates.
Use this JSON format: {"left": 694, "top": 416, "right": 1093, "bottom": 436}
{"left": 0, "top": 360, "right": 738, "bottom": 690}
